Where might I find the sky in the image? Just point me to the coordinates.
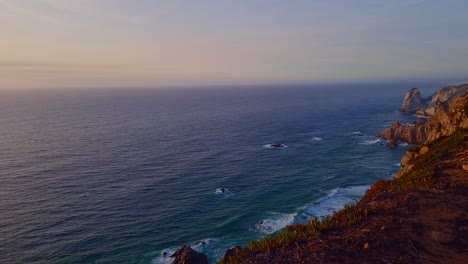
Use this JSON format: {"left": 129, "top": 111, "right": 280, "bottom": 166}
{"left": 1, "top": 0, "right": 468, "bottom": 89}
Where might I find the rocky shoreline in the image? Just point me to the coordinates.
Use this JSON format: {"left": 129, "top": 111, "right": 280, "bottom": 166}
{"left": 171, "top": 85, "right": 468, "bottom": 264}
{"left": 377, "top": 84, "right": 467, "bottom": 147}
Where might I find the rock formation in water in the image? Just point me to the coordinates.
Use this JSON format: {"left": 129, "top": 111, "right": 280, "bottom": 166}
{"left": 171, "top": 246, "right": 208, "bottom": 264}
{"left": 377, "top": 85, "right": 468, "bottom": 145}
{"left": 416, "top": 84, "right": 468, "bottom": 116}
{"left": 399, "top": 88, "right": 428, "bottom": 112}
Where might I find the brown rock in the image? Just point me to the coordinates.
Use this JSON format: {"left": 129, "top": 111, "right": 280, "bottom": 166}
{"left": 386, "top": 139, "right": 397, "bottom": 147}
{"left": 419, "top": 146, "right": 430, "bottom": 155}
{"left": 377, "top": 87, "right": 468, "bottom": 146}
{"left": 223, "top": 246, "right": 242, "bottom": 262}
{"left": 400, "top": 88, "right": 428, "bottom": 112}
{"left": 462, "top": 164, "right": 468, "bottom": 171}
{"left": 401, "top": 155, "right": 411, "bottom": 168}
{"left": 363, "top": 243, "right": 369, "bottom": 249}
{"left": 171, "top": 246, "right": 208, "bottom": 264}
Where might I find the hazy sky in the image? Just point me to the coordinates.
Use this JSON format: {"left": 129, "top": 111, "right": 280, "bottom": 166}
{"left": 1, "top": 0, "right": 468, "bottom": 89}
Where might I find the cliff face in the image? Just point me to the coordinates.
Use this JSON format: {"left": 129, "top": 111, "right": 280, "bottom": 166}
{"left": 400, "top": 88, "right": 428, "bottom": 112}
{"left": 416, "top": 84, "right": 468, "bottom": 116}
{"left": 377, "top": 90, "right": 468, "bottom": 145}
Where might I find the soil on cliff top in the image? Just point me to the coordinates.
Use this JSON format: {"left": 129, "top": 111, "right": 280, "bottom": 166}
{"left": 229, "top": 135, "right": 468, "bottom": 264}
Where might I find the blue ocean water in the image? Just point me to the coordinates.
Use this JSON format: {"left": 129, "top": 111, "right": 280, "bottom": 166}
{"left": 0, "top": 83, "right": 437, "bottom": 263}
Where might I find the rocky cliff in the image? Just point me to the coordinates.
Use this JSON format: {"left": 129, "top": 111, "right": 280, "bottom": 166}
{"left": 377, "top": 86, "right": 468, "bottom": 146}
{"left": 417, "top": 84, "right": 468, "bottom": 116}
{"left": 400, "top": 88, "right": 428, "bottom": 112}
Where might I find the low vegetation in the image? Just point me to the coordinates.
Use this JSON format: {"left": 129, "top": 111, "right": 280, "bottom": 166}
{"left": 218, "top": 129, "right": 466, "bottom": 264}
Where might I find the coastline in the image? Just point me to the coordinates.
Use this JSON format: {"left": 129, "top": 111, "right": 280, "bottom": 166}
{"left": 213, "top": 85, "right": 468, "bottom": 263}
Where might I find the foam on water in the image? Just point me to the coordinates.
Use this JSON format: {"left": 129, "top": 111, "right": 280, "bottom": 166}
{"left": 251, "top": 212, "right": 297, "bottom": 234}
{"left": 250, "top": 186, "right": 370, "bottom": 235}
{"left": 301, "top": 186, "right": 369, "bottom": 220}
{"left": 312, "top": 137, "right": 323, "bottom": 141}
{"left": 395, "top": 163, "right": 401, "bottom": 167}
{"left": 214, "top": 188, "right": 234, "bottom": 197}
{"left": 359, "top": 138, "right": 381, "bottom": 145}
{"left": 351, "top": 131, "right": 364, "bottom": 136}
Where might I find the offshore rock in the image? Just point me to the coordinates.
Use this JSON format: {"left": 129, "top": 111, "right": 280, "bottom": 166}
{"left": 400, "top": 88, "right": 428, "bottom": 112}
{"left": 377, "top": 91, "right": 468, "bottom": 145}
{"left": 171, "top": 246, "right": 208, "bottom": 264}
{"left": 400, "top": 88, "right": 427, "bottom": 112}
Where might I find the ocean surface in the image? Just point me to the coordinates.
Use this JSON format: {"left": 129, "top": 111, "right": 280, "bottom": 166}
{"left": 0, "top": 83, "right": 439, "bottom": 263}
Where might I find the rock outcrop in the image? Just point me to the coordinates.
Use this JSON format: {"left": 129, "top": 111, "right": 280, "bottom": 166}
{"left": 400, "top": 88, "right": 428, "bottom": 112}
{"left": 171, "top": 246, "right": 208, "bottom": 264}
{"left": 377, "top": 88, "right": 468, "bottom": 145}
{"left": 416, "top": 84, "right": 468, "bottom": 116}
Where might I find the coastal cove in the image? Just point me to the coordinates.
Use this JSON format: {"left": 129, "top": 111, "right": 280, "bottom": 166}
{"left": 0, "top": 83, "right": 445, "bottom": 263}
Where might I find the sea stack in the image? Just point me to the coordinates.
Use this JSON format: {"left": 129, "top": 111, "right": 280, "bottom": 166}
{"left": 399, "top": 88, "right": 428, "bottom": 112}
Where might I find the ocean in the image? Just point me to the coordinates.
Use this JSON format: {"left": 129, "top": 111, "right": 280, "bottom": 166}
{"left": 0, "top": 83, "right": 438, "bottom": 263}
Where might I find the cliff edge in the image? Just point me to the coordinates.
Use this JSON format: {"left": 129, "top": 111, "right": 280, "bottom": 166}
{"left": 219, "top": 86, "right": 468, "bottom": 264}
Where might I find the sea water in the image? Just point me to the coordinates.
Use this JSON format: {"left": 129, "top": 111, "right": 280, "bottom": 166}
{"left": 0, "top": 83, "right": 438, "bottom": 263}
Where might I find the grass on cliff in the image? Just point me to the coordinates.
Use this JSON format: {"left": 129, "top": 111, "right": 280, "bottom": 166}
{"left": 218, "top": 130, "right": 466, "bottom": 264}
{"left": 366, "top": 129, "right": 465, "bottom": 197}
{"left": 218, "top": 203, "right": 375, "bottom": 264}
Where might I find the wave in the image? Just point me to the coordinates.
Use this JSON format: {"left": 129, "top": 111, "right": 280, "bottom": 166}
{"left": 250, "top": 212, "right": 297, "bottom": 234}
{"left": 351, "top": 131, "right": 365, "bottom": 136}
{"left": 394, "top": 163, "right": 401, "bottom": 167}
{"left": 214, "top": 188, "right": 234, "bottom": 196}
{"left": 250, "top": 186, "right": 370, "bottom": 235}
{"left": 312, "top": 137, "right": 323, "bottom": 141}
{"left": 301, "top": 186, "right": 369, "bottom": 221}
{"left": 359, "top": 138, "right": 381, "bottom": 145}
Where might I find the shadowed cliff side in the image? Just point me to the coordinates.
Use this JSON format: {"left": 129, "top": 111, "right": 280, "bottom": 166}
{"left": 218, "top": 87, "right": 468, "bottom": 264}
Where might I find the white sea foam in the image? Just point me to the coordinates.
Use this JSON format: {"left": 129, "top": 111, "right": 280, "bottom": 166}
{"left": 359, "top": 138, "right": 381, "bottom": 145}
{"left": 152, "top": 247, "right": 177, "bottom": 264}
{"left": 214, "top": 188, "right": 234, "bottom": 196}
{"left": 351, "top": 131, "right": 364, "bottom": 136}
{"left": 413, "top": 115, "right": 430, "bottom": 119}
{"left": 395, "top": 163, "right": 401, "bottom": 167}
{"left": 312, "top": 137, "right": 323, "bottom": 141}
{"left": 251, "top": 212, "right": 297, "bottom": 234}
{"left": 152, "top": 238, "right": 219, "bottom": 264}
{"left": 302, "top": 186, "right": 370, "bottom": 220}
{"left": 249, "top": 186, "right": 370, "bottom": 235}
{"left": 263, "top": 144, "right": 288, "bottom": 149}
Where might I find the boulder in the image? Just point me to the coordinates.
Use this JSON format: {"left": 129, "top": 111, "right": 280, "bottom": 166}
{"left": 171, "top": 246, "right": 208, "bottom": 264}
{"left": 400, "top": 88, "right": 428, "bottom": 112}
{"left": 223, "top": 246, "right": 242, "bottom": 262}
{"left": 462, "top": 164, "right": 468, "bottom": 171}
{"left": 419, "top": 146, "right": 430, "bottom": 155}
